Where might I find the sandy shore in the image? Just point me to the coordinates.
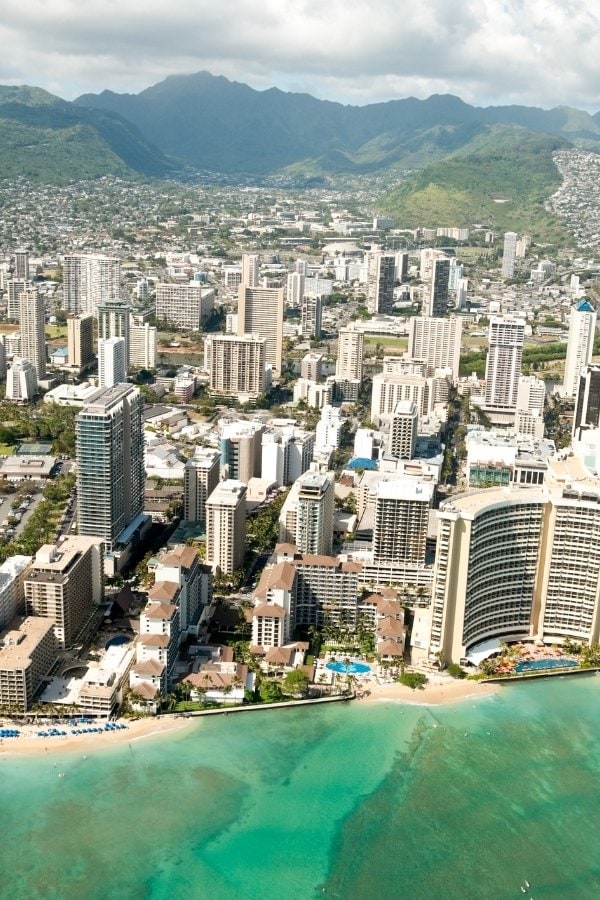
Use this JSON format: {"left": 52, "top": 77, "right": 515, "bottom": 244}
{"left": 357, "top": 677, "right": 499, "bottom": 706}
{"left": 0, "top": 714, "right": 196, "bottom": 759}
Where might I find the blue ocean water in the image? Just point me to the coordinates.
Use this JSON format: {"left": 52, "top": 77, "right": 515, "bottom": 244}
{"left": 2, "top": 677, "right": 600, "bottom": 899}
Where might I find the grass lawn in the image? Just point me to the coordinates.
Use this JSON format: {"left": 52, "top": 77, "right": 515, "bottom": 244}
{"left": 364, "top": 335, "right": 408, "bottom": 351}
{"left": 0, "top": 444, "right": 15, "bottom": 455}
{"left": 46, "top": 325, "right": 67, "bottom": 339}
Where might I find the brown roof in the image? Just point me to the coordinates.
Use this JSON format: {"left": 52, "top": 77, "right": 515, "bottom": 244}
{"left": 377, "top": 600, "right": 404, "bottom": 618}
{"left": 132, "top": 659, "right": 165, "bottom": 676}
{"left": 132, "top": 681, "right": 159, "bottom": 700}
{"left": 138, "top": 633, "right": 170, "bottom": 648}
{"left": 219, "top": 645, "right": 234, "bottom": 663}
{"left": 377, "top": 639, "right": 404, "bottom": 657}
{"left": 264, "top": 646, "right": 294, "bottom": 665}
{"left": 341, "top": 561, "right": 363, "bottom": 573}
{"left": 268, "top": 561, "right": 296, "bottom": 591}
{"left": 143, "top": 603, "right": 178, "bottom": 621}
{"left": 274, "top": 543, "right": 298, "bottom": 555}
{"left": 377, "top": 616, "right": 406, "bottom": 639}
{"left": 149, "top": 581, "right": 180, "bottom": 602}
{"left": 161, "top": 545, "right": 198, "bottom": 570}
{"left": 362, "top": 593, "right": 384, "bottom": 605}
{"left": 253, "top": 602, "right": 286, "bottom": 619}
{"left": 294, "top": 554, "right": 338, "bottom": 568}
{"left": 249, "top": 644, "right": 266, "bottom": 655}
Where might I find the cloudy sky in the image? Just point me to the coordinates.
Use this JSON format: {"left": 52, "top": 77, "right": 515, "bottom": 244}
{"left": 0, "top": 0, "right": 599, "bottom": 110}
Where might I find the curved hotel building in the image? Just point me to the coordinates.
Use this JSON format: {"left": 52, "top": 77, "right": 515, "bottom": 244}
{"left": 429, "top": 476, "right": 600, "bottom": 663}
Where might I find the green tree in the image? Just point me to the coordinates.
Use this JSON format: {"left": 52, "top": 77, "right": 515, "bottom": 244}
{"left": 282, "top": 669, "right": 310, "bottom": 697}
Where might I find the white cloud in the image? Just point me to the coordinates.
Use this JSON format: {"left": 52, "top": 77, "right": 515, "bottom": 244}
{"left": 0, "top": 0, "right": 598, "bottom": 110}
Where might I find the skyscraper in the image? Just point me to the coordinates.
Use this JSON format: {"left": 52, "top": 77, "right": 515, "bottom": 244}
{"left": 237, "top": 285, "right": 284, "bottom": 377}
{"left": 184, "top": 449, "right": 221, "bottom": 524}
{"left": 241, "top": 254, "right": 260, "bottom": 288}
{"left": 373, "top": 479, "right": 433, "bottom": 564}
{"left": 501, "top": 232, "right": 518, "bottom": 279}
{"left": 5, "top": 358, "right": 37, "bottom": 401}
{"left": 367, "top": 253, "right": 395, "bottom": 314}
{"left": 300, "top": 295, "right": 322, "bottom": 338}
{"left": 278, "top": 471, "right": 335, "bottom": 556}
{"left": 287, "top": 272, "right": 305, "bottom": 308}
{"left": 205, "top": 333, "right": 266, "bottom": 400}
{"left": 388, "top": 400, "right": 418, "bottom": 460}
{"left": 426, "top": 256, "right": 451, "bottom": 317}
{"left": 573, "top": 366, "right": 600, "bottom": 439}
{"left": 13, "top": 249, "right": 29, "bottom": 280}
{"left": 7, "top": 278, "right": 31, "bottom": 321}
{"left": 97, "top": 296, "right": 130, "bottom": 366}
{"left": 98, "top": 337, "right": 127, "bottom": 388}
{"left": 484, "top": 316, "right": 525, "bottom": 410}
{"left": 76, "top": 384, "right": 144, "bottom": 549}
{"left": 408, "top": 315, "right": 462, "bottom": 382}
{"left": 336, "top": 328, "right": 364, "bottom": 381}
{"left": 206, "top": 480, "right": 247, "bottom": 575}
{"left": 63, "top": 254, "right": 121, "bottom": 316}
{"left": 562, "top": 299, "right": 597, "bottom": 399}
{"left": 19, "top": 287, "right": 46, "bottom": 379}
{"left": 67, "top": 314, "right": 95, "bottom": 370}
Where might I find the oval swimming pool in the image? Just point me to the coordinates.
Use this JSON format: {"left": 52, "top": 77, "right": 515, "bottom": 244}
{"left": 326, "top": 660, "right": 371, "bottom": 675}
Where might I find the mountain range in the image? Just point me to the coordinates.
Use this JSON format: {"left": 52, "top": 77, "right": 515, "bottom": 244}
{"left": 1, "top": 72, "right": 599, "bottom": 238}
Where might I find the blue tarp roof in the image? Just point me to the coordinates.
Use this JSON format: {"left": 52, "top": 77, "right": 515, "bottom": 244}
{"left": 347, "top": 457, "right": 378, "bottom": 470}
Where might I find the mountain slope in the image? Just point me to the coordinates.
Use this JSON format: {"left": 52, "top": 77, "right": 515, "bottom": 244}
{"left": 381, "top": 127, "right": 570, "bottom": 242}
{"left": 75, "top": 71, "right": 600, "bottom": 175}
{"left": 0, "top": 85, "right": 173, "bottom": 183}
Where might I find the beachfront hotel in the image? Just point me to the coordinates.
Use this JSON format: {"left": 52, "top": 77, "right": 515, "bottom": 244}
{"left": 0, "top": 617, "right": 57, "bottom": 713}
{"left": 428, "top": 458, "right": 600, "bottom": 663}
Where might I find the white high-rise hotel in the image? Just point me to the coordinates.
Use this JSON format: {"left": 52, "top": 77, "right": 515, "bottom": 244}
{"left": 484, "top": 316, "right": 525, "bottom": 410}
{"left": 63, "top": 254, "right": 121, "bottom": 316}
{"left": 562, "top": 299, "right": 597, "bottom": 399}
{"left": 501, "top": 232, "right": 518, "bottom": 278}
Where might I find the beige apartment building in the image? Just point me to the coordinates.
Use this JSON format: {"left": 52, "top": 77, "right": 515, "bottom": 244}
{"left": 0, "top": 616, "right": 57, "bottom": 712}
{"left": 205, "top": 333, "right": 266, "bottom": 400}
{"left": 237, "top": 285, "right": 284, "bottom": 376}
{"left": 206, "top": 480, "right": 247, "bottom": 575}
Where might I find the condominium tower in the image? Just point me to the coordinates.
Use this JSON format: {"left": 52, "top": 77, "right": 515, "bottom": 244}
{"left": 184, "top": 449, "right": 221, "bottom": 524}
{"left": 63, "top": 254, "right": 121, "bottom": 316}
{"left": 19, "top": 287, "right": 46, "bottom": 379}
{"left": 336, "top": 328, "right": 364, "bottom": 381}
{"left": 501, "top": 232, "right": 518, "bottom": 279}
{"left": 67, "top": 314, "right": 94, "bottom": 369}
{"left": 408, "top": 316, "right": 462, "bottom": 382}
{"left": 484, "top": 316, "right": 525, "bottom": 410}
{"left": 76, "top": 384, "right": 145, "bottom": 549}
{"left": 562, "top": 299, "right": 596, "bottom": 399}
{"left": 205, "top": 333, "right": 266, "bottom": 400}
{"left": 237, "top": 285, "right": 284, "bottom": 377}
{"left": 206, "top": 480, "right": 247, "bottom": 575}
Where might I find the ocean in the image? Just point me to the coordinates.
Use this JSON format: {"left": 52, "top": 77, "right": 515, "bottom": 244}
{"left": 2, "top": 676, "right": 600, "bottom": 899}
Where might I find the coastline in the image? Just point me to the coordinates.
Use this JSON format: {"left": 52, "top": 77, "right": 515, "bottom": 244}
{"left": 0, "top": 713, "right": 197, "bottom": 759}
{"left": 356, "top": 677, "right": 499, "bottom": 706}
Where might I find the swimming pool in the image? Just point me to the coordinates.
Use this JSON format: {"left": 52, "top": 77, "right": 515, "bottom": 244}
{"left": 515, "top": 658, "right": 579, "bottom": 673}
{"left": 326, "top": 661, "right": 371, "bottom": 675}
{"left": 105, "top": 635, "right": 132, "bottom": 650}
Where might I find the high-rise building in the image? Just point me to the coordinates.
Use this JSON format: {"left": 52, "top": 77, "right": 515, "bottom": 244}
{"left": 425, "top": 256, "right": 451, "bottom": 317}
{"left": 184, "top": 448, "right": 220, "bottom": 524}
{"left": 220, "top": 421, "right": 264, "bottom": 482}
{"left": 206, "top": 480, "right": 247, "bottom": 575}
{"left": 516, "top": 375, "right": 546, "bottom": 416}
{"left": 395, "top": 251, "right": 409, "bottom": 282}
{"left": 0, "top": 616, "right": 57, "bottom": 713}
{"left": 484, "top": 316, "right": 525, "bottom": 410}
{"left": 287, "top": 272, "right": 305, "bottom": 308}
{"left": 278, "top": 471, "right": 335, "bottom": 556}
{"left": 501, "top": 232, "right": 518, "bottom": 278}
{"left": 97, "top": 296, "right": 130, "bottom": 365}
{"left": 367, "top": 253, "right": 395, "bottom": 314}
{"left": 388, "top": 400, "right": 418, "bottom": 460}
{"left": 573, "top": 366, "right": 600, "bottom": 438}
{"left": 98, "top": 337, "right": 127, "bottom": 388}
{"left": 372, "top": 479, "right": 433, "bottom": 564}
{"left": 63, "top": 254, "right": 121, "bottom": 316}
{"left": 67, "top": 314, "right": 95, "bottom": 370}
{"left": 300, "top": 352, "right": 323, "bottom": 381}
{"left": 13, "top": 249, "right": 29, "bottom": 280}
{"left": 5, "top": 358, "right": 37, "bottom": 401}
{"left": 76, "top": 384, "right": 144, "bottom": 550}
{"left": 205, "top": 334, "right": 266, "bottom": 400}
{"left": 336, "top": 328, "right": 364, "bottom": 381}
{"left": 129, "top": 321, "right": 157, "bottom": 370}
{"left": 300, "top": 295, "right": 322, "bottom": 338}
{"left": 155, "top": 283, "right": 214, "bottom": 330}
{"left": 408, "top": 316, "right": 462, "bottom": 382}
{"left": 0, "top": 556, "right": 33, "bottom": 632}
{"left": 241, "top": 254, "right": 260, "bottom": 288}
{"left": 24, "top": 537, "right": 104, "bottom": 648}
{"left": 237, "top": 285, "right": 284, "bottom": 377}
{"left": 19, "top": 287, "right": 46, "bottom": 379}
{"left": 7, "top": 278, "right": 31, "bottom": 321}
{"left": 562, "top": 299, "right": 597, "bottom": 399}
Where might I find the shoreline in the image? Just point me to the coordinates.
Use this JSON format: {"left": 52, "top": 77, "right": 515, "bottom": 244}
{"left": 0, "top": 714, "right": 197, "bottom": 760}
{"left": 355, "top": 677, "right": 499, "bottom": 707}
{"left": 0, "top": 679, "right": 499, "bottom": 759}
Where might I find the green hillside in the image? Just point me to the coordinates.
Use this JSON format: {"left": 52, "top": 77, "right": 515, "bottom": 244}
{"left": 381, "top": 127, "right": 570, "bottom": 242}
{"left": 0, "top": 86, "right": 173, "bottom": 184}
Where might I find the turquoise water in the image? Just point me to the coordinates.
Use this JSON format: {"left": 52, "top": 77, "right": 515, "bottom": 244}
{"left": 326, "top": 660, "right": 371, "bottom": 674}
{"left": 3, "top": 677, "right": 600, "bottom": 899}
{"left": 515, "top": 658, "right": 579, "bottom": 672}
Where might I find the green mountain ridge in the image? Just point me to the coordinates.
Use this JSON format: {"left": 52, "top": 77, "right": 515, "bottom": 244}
{"left": 381, "top": 127, "right": 570, "bottom": 241}
{"left": 0, "top": 85, "right": 173, "bottom": 183}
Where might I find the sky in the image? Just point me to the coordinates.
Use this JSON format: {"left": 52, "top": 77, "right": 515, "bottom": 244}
{"left": 0, "top": 0, "right": 599, "bottom": 110}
